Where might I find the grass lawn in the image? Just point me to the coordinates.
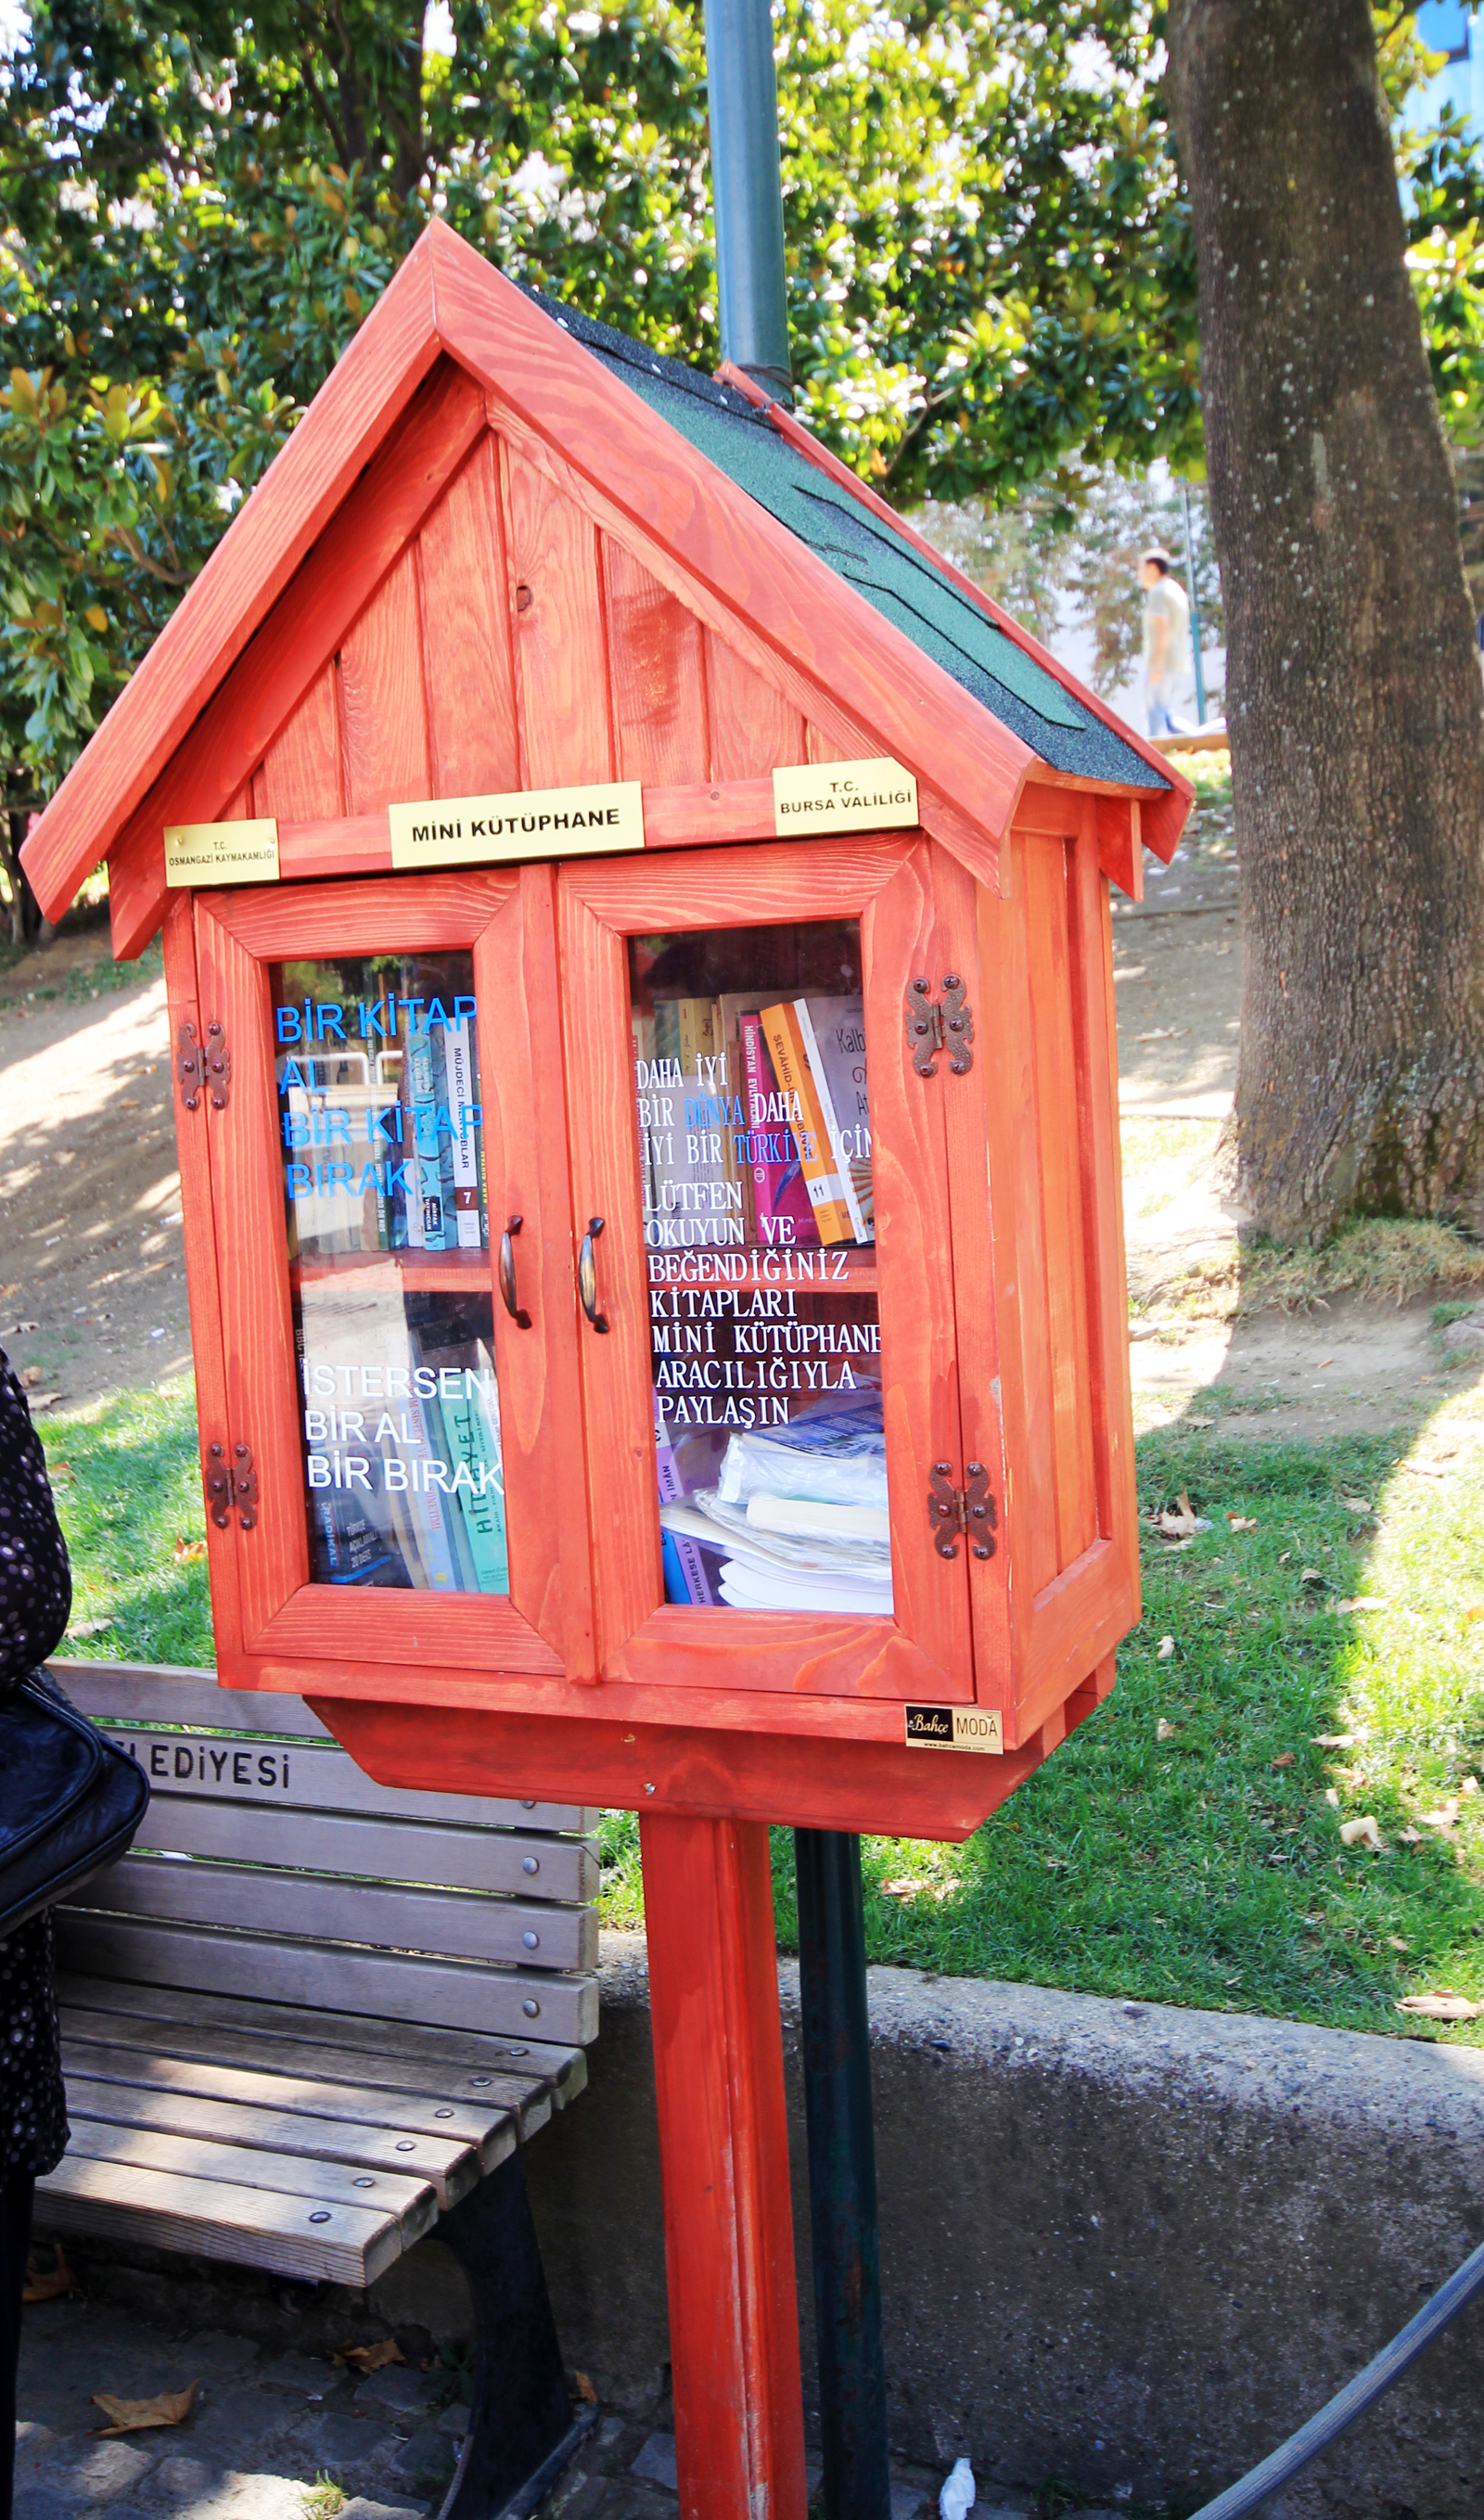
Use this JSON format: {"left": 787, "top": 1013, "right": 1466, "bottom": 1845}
{"left": 41, "top": 1379, "right": 1483, "bottom": 2046}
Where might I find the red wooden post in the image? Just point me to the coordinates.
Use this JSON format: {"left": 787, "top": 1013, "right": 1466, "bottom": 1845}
{"left": 640, "top": 1812, "right": 808, "bottom": 2520}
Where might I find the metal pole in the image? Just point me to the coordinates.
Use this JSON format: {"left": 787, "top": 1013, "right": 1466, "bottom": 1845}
{"left": 1182, "top": 479, "right": 1209, "bottom": 728}
{"left": 793, "top": 1828, "right": 890, "bottom": 2520}
{"left": 703, "top": 0, "right": 793, "bottom": 400}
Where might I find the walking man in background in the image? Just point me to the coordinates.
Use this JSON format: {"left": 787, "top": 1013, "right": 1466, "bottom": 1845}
{"left": 1140, "top": 547, "right": 1194, "bottom": 736}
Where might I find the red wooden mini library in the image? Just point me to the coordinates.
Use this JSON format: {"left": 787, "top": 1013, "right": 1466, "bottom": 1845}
{"left": 25, "top": 220, "right": 1192, "bottom": 2520}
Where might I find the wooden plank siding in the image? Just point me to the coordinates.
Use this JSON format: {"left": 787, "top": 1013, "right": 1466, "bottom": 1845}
{"left": 109, "top": 416, "right": 963, "bottom": 929}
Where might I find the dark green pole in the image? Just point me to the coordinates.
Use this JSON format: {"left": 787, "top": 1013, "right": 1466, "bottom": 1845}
{"left": 793, "top": 1828, "right": 890, "bottom": 2520}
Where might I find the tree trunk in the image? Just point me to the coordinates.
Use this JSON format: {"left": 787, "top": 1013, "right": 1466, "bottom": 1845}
{"left": 1165, "top": 0, "right": 1484, "bottom": 1240}
{"left": 0, "top": 804, "right": 44, "bottom": 949}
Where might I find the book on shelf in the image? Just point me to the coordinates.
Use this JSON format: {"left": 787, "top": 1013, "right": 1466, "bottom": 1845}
{"left": 645, "top": 995, "right": 745, "bottom": 1251}
{"left": 298, "top": 1276, "right": 418, "bottom": 1588}
{"left": 404, "top": 1021, "right": 447, "bottom": 1251}
{"left": 655, "top": 1414, "right": 718, "bottom": 1605}
{"left": 312, "top": 1492, "right": 410, "bottom": 1587}
{"left": 417, "top": 1310, "right": 508, "bottom": 1593}
{"left": 441, "top": 1016, "right": 484, "bottom": 1251}
{"left": 797, "top": 994, "right": 873, "bottom": 1238}
{"left": 759, "top": 998, "right": 869, "bottom": 1247}
{"left": 738, "top": 1009, "right": 818, "bottom": 1250}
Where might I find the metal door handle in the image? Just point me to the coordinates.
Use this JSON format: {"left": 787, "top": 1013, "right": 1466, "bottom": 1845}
{"left": 498, "top": 1216, "right": 531, "bottom": 1328}
{"left": 578, "top": 1217, "right": 609, "bottom": 1332}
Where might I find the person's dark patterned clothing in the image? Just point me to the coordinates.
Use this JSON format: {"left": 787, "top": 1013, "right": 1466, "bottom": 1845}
{"left": 0, "top": 1347, "right": 70, "bottom": 2180}
{"left": 0, "top": 1912, "right": 66, "bottom": 2179}
{"left": 0, "top": 1352, "right": 70, "bottom": 1690}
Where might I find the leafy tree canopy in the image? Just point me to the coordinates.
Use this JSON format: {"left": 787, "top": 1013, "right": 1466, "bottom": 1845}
{"left": 0, "top": 0, "right": 1475, "bottom": 819}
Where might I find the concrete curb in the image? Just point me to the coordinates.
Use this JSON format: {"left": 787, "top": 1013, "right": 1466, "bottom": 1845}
{"left": 521, "top": 1936, "right": 1484, "bottom": 2517}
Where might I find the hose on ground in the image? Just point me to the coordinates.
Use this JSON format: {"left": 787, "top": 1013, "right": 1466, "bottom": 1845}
{"left": 1188, "top": 2233, "right": 1484, "bottom": 2520}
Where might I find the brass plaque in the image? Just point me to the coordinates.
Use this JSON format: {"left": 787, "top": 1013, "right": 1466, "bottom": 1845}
{"left": 163, "top": 818, "right": 280, "bottom": 888}
{"left": 904, "top": 1704, "right": 1004, "bottom": 1754}
{"left": 773, "top": 758, "right": 918, "bottom": 838}
{"left": 389, "top": 783, "right": 646, "bottom": 870}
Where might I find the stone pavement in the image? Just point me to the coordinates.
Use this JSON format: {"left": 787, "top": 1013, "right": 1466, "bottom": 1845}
{"left": 18, "top": 2290, "right": 1016, "bottom": 2520}
{"left": 17, "top": 2295, "right": 464, "bottom": 2520}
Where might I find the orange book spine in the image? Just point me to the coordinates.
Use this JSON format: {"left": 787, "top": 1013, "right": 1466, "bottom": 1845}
{"left": 760, "top": 1001, "right": 855, "bottom": 1245}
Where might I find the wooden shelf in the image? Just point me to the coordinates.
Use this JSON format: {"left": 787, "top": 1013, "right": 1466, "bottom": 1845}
{"left": 290, "top": 1249, "right": 491, "bottom": 1295}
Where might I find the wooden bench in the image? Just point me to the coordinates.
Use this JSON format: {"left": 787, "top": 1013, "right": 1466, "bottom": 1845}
{"left": 36, "top": 1659, "right": 602, "bottom": 2520}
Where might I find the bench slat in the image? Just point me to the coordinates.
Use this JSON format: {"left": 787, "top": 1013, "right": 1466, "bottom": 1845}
{"left": 55, "top": 1919, "right": 596, "bottom": 2042}
{"left": 99, "top": 1720, "right": 595, "bottom": 1836}
{"left": 58, "top": 1976, "right": 590, "bottom": 2096}
{"left": 64, "top": 2041, "right": 513, "bottom": 2168}
{"left": 62, "top": 2116, "right": 439, "bottom": 2239}
{"left": 58, "top": 2003, "right": 557, "bottom": 2142}
{"left": 69, "top": 1853, "right": 598, "bottom": 1973}
{"left": 130, "top": 1795, "right": 597, "bottom": 1904}
{"left": 37, "top": 2152, "right": 404, "bottom": 2287}
{"left": 61, "top": 2071, "right": 485, "bottom": 2209}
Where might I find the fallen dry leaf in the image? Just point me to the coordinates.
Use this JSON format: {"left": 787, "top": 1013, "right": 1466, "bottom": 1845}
{"left": 1465, "top": 1606, "right": 1484, "bottom": 1626}
{"left": 1272, "top": 1751, "right": 1296, "bottom": 1770}
{"left": 1133, "top": 1026, "right": 1190, "bottom": 1042}
{"left": 68, "top": 1618, "right": 113, "bottom": 1639}
{"left": 1313, "top": 1732, "right": 1369, "bottom": 1747}
{"left": 571, "top": 2372, "right": 599, "bottom": 2405}
{"left": 1157, "top": 1636, "right": 1175, "bottom": 1662}
{"left": 172, "top": 1536, "right": 208, "bottom": 1564}
{"left": 93, "top": 2382, "right": 198, "bottom": 2437}
{"left": 1153, "top": 1489, "right": 1210, "bottom": 1541}
{"left": 1388, "top": 1937, "right": 1411, "bottom": 1952}
{"left": 1278, "top": 1550, "right": 1292, "bottom": 1566}
{"left": 333, "top": 2340, "right": 403, "bottom": 2374}
{"left": 1317, "top": 1358, "right": 1334, "bottom": 1368}
{"left": 1185, "top": 1415, "right": 1214, "bottom": 1430}
{"left": 1399, "top": 1825, "right": 1424, "bottom": 1845}
{"left": 1339, "top": 1816, "right": 1384, "bottom": 1850}
{"left": 1227, "top": 1515, "right": 1258, "bottom": 1532}
{"left": 881, "top": 1878, "right": 919, "bottom": 1900}
{"left": 23, "top": 2243, "right": 74, "bottom": 2304}
{"left": 1299, "top": 1567, "right": 1325, "bottom": 1586}
{"left": 1335, "top": 1596, "right": 1388, "bottom": 1617}
{"left": 1156, "top": 1717, "right": 1180, "bottom": 1741}
{"left": 1396, "top": 1991, "right": 1482, "bottom": 2022}
{"left": 19, "top": 1363, "right": 43, "bottom": 1386}
{"left": 1402, "top": 1460, "right": 1452, "bottom": 1479}
{"left": 1340, "top": 1496, "right": 1374, "bottom": 1515}
{"left": 27, "top": 1391, "right": 62, "bottom": 1411}
{"left": 1462, "top": 1776, "right": 1479, "bottom": 1797}
{"left": 1419, "top": 1800, "right": 1460, "bottom": 1830}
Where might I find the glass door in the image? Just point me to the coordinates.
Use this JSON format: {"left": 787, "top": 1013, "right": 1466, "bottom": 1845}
{"left": 558, "top": 837, "right": 978, "bottom": 1702}
{"left": 193, "top": 867, "right": 594, "bottom": 1678}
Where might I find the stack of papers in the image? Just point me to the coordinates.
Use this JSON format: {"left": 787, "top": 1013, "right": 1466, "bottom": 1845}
{"left": 659, "top": 1393, "right": 893, "bottom": 1616}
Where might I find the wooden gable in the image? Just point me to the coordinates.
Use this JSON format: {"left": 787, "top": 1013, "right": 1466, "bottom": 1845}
{"left": 22, "top": 222, "right": 1189, "bottom": 953}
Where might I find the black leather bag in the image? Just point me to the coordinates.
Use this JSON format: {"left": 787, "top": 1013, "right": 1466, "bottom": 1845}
{"left": 0, "top": 1670, "right": 149, "bottom": 1938}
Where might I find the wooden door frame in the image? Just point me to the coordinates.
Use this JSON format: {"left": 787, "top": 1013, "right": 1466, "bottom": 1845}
{"left": 556, "top": 834, "right": 978, "bottom": 1704}
{"left": 190, "top": 866, "right": 595, "bottom": 1680}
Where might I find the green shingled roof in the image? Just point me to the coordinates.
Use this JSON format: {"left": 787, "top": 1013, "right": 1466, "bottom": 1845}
{"left": 527, "top": 289, "right": 1168, "bottom": 794}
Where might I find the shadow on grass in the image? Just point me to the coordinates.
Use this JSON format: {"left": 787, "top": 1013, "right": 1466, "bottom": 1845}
{"left": 40, "top": 1375, "right": 214, "bottom": 1669}
{"left": 823, "top": 1396, "right": 1483, "bottom": 2046}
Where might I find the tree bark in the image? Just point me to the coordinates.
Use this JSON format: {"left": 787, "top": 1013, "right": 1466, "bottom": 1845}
{"left": 1165, "top": 0, "right": 1484, "bottom": 1240}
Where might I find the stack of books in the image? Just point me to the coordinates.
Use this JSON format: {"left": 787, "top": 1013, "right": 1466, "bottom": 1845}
{"left": 278, "top": 1000, "right": 487, "bottom": 1260}
{"left": 633, "top": 991, "right": 873, "bottom": 1256}
{"left": 659, "top": 1391, "right": 891, "bottom": 1615}
{"left": 296, "top": 1276, "right": 508, "bottom": 1594}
